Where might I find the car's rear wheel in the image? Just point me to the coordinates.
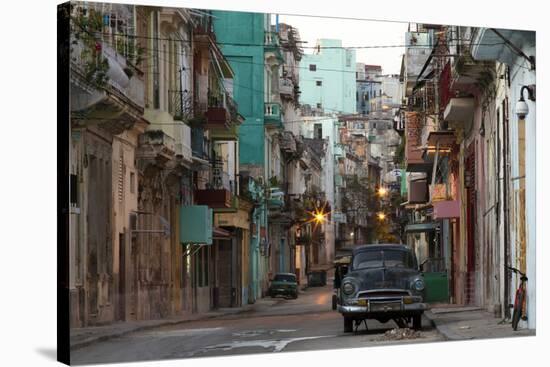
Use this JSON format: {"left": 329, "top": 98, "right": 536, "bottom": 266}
{"left": 344, "top": 317, "right": 354, "bottom": 332}
{"left": 412, "top": 314, "right": 422, "bottom": 330}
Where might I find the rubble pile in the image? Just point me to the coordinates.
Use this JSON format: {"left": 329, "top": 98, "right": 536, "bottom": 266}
{"left": 383, "top": 328, "right": 421, "bottom": 340}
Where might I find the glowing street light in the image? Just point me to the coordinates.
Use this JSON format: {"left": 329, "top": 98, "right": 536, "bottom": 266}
{"left": 309, "top": 207, "right": 329, "bottom": 225}
{"left": 378, "top": 187, "right": 388, "bottom": 197}
{"left": 377, "top": 212, "right": 386, "bottom": 221}
{"left": 314, "top": 212, "right": 325, "bottom": 223}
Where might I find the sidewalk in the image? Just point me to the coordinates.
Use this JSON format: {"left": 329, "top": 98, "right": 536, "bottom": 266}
{"left": 70, "top": 297, "right": 279, "bottom": 350}
{"left": 425, "top": 305, "right": 536, "bottom": 340}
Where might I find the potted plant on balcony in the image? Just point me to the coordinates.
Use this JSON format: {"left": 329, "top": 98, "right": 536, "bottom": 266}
{"left": 71, "top": 8, "right": 110, "bottom": 88}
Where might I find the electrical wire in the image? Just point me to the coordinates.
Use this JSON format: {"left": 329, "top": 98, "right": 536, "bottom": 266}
{"left": 84, "top": 30, "right": 509, "bottom": 50}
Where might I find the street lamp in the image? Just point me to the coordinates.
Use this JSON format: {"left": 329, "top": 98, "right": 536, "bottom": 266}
{"left": 314, "top": 212, "right": 325, "bottom": 223}
{"left": 378, "top": 187, "right": 388, "bottom": 197}
{"left": 515, "top": 85, "right": 536, "bottom": 119}
{"left": 377, "top": 212, "right": 386, "bottom": 221}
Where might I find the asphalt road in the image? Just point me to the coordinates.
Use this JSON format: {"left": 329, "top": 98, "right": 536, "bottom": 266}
{"left": 72, "top": 285, "right": 444, "bottom": 365}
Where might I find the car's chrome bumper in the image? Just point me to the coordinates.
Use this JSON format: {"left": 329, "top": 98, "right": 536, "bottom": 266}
{"left": 338, "top": 299, "right": 427, "bottom": 314}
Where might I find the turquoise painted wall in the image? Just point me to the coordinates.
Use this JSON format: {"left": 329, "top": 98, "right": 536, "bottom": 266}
{"left": 213, "top": 11, "right": 266, "bottom": 166}
{"left": 299, "top": 39, "right": 356, "bottom": 114}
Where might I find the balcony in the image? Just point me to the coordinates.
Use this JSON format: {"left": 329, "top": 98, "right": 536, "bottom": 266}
{"left": 70, "top": 39, "right": 144, "bottom": 134}
{"left": 405, "top": 111, "right": 432, "bottom": 172}
{"left": 443, "top": 97, "right": 475, "bottom": 128}
{"left": 205, "top": 106, "right": 230, "bottom": 127}
{"left": 265, "top": 31, "right": 280, "bottom": 50}
{"left": 207, "top": 93, "right": 242, "bottom": 141}
{"left": 425, "top": 131, "right": 456, "bottom": 160}
{"left": 137, "top": 130, "right": 176, "bottom": 166}
{"left": 174, "top": 123, "right": 192, "bottom": 163}
{"left": 195, "top": 189, "right": 232, "bottom": 209}
{"left": 169, "top": 90, "right": 193, "bottom": 122}
{"left": 264, "top": 30, "right": 284, "bottom": 63}
{"left": 196, "top": 170, "right": 239, "bottom": 211}
{"left": 268, "top": 187, "right": 285, "bottom": 210}
{"left": 404, "top": 31, "right": 433, "bottom": 94}
{"left": 281, "top": 131, "right": 297, "bottom": 153}
{"left": 264, "top": 102, "right": 282, "bottom": 128}
{"left": 279, "top": 77, "right": 294, "bottom": 97}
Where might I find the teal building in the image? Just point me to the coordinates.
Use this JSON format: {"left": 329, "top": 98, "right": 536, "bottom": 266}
{"left": 299, "top": 39, "right": 357, "bottom": 114}
{"left": 213, "top": 11, "right": 267, "bottom": 169}
{"left": 213, "top": 11, "right": 271, "bottom": 303}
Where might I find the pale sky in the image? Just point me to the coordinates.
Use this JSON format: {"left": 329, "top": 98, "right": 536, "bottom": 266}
{"left": 276, "top": 14, "right": 408, "bottom": 75}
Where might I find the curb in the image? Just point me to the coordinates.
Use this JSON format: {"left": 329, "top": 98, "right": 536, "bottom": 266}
{"left": 70, "top": 311, "right": 246, "bottom": 350}
{"left": 423, "top": 311, "right": 449, "bottom": 341}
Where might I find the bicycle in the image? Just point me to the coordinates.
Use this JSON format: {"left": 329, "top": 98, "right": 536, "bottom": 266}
{"left": 507, "top": 266, "right": 528, "bottom": 331}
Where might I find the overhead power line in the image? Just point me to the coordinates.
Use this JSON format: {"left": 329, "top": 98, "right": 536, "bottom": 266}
{"left": 75, "top": 30, "right": 507, "bottom": 50}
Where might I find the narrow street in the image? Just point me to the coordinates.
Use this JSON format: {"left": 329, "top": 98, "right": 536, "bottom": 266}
{"left": 57, "top": 4, "right": 537, "bottom": 366}
{"left": 72, "top": 284, "right": 442, "bottom": 365}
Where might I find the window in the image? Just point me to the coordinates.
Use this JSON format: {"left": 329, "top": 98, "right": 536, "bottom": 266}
{"left": 316, "top": 103, "right": 322, "bottom": 109}
{"left": 314, "top": 123, "right": 323, "bottom": 139}
{"left": 130, "top": 172, "right": 135, "bottom": 194}
{"left": 353, "top": 249, "right": 415, "bottom": 270}
{"left": 309, "top": 64, "right": 317, "bottom": 71}
{"left": 316, "top": 80, "right": 322, "bottom": 86}
{"left": 70, "top": 174, "right": 78, "bottom": 207}
{"left": 273, "top": 274, "right": 296, "bottom": 282}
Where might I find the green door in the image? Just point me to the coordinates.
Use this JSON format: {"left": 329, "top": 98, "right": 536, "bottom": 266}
{"left": 421, "top": 258, "right": 449, "bottom": 303}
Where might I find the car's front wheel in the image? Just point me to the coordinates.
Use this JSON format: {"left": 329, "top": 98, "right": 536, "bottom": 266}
{"left": 412, "top": 314, "right": 422, "bottom": 330}
{"left": 344, "top": 317, "right": 354, "bottom": 332}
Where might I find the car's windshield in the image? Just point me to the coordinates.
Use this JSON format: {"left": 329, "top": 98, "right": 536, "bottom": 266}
{"left": 352, "top": 249, "right": 415, "bottom": 270}
{"left": 273, "top": 274, "right": 296, "bottom": 282}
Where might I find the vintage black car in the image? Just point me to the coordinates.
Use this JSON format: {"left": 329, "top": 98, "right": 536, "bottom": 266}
{"left": 268, "top": 273, "right": 298, "bottom": 299}
{"left": 337, "top": 244, "right": 427, "bottom": 332}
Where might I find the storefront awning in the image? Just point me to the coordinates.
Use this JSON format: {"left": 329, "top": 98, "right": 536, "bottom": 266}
{"left": 405, "top": 222, "right": 439, "bottom": 233}
{"left": 212, "top": 226, "right": 232, "bottom": 240}
{"left": 215, "top": 210, "right": 250, "bottom": 229}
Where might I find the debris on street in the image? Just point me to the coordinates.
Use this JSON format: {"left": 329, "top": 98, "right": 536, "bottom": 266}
{"left": 382, "top": 328, "right": 422, "bottom": 340}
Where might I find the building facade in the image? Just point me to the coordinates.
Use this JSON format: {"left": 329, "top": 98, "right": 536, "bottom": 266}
{"left": 400, "top": 23, "right": 536, "bottom": 329}
{"left": 300, "top": 39, "right": 356, "bottom": 114}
